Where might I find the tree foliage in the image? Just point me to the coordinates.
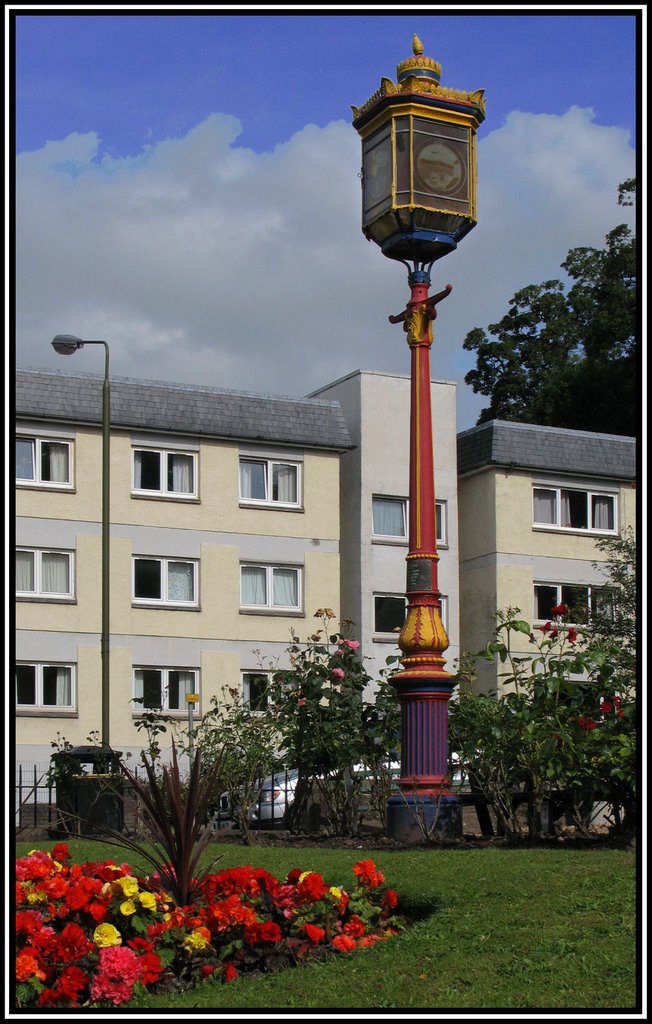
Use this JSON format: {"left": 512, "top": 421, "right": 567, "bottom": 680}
{"left": 463, "top": 180, "right": 637, "bottom": 435}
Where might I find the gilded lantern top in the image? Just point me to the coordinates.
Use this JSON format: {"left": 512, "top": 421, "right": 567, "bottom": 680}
{"left": 351, "top": 34, "right": 485, "bottom": 125}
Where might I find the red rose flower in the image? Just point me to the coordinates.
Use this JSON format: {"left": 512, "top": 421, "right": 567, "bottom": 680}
{"left": 551, "top": 603, "right": 569, "bottom": 616}
{"left": 303, "top": 923, "right": 325, "bottom": 943}
{"left": 223, "top": 962, "right": 238, "bottom": 982}
{"left": 578, "top": 716, "right": 598, "bottom": 731}
{"left": 296, "top": 872, "right": 327, "bottom": 901}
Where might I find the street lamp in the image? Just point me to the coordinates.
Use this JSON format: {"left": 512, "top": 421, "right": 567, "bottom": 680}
{"left": 352, "top": 36, "right": 485, "bottom": 841}
{"left": 52, "top": 335, "right": 111, "bottom": 750}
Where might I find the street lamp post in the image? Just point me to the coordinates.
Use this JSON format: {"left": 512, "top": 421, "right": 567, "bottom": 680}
{"left": 52, "top": 335, "right": 111, "bottom": 750}
{"left": 352, "top": 36, "right": 485, "bottom": 841}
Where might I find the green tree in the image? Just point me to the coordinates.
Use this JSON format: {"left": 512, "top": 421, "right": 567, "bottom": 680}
{"left": 463, "top": 180, "right": 636, "bottom": 435}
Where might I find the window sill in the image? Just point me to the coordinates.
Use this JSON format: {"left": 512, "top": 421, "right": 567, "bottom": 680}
{"left": 132, "top": 710, "right": 200, "bottom": 719}
{"left": 372, "top": 634, "right": 402, "bottom": 644}
{"left": 131, "top": 492, "right": 200, "bottom": 503}
{"left": 239, "top": 502, "right": 304, "bottom": 513}
{"left": 132, "top": 602, "right": 201, "bottom": 611}
{"left": 16, "top": 708, "right": 78, "bottom": 717}
{"left": 532, "top": 525, "right": 618, "bottom": 538}
{"left": 16, "top": 482, "right": 75, "bottom": 493}
{"left": 240, "top": 608, "right": 305, "bottom": 617}
{"left": 16, "top": 596, "right": 76, "bottom": 604}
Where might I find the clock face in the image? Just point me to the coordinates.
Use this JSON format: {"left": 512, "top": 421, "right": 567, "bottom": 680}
{"left": 365, "top": 141, "right": 392, "bottom": 205}
{"left": 415, "top": 140, "right": 466, "bottom": 196}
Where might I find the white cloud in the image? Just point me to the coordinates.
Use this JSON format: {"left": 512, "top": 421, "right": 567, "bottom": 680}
{"left": 15, "top": 106, "right": 635, "bottom": 428}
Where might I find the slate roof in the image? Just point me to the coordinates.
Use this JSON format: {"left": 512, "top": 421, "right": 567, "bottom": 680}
{"left": 15, "top": 368, "right": 353, "bottom": 452}
{"left": 457, "top": 419, "right": 636, "bottom": 481}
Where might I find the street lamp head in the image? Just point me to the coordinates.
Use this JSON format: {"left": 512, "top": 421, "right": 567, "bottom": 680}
{"left": 352, "top": 36, "right": 485, "bottom": 268}
{"left": 52, "top": 335, "right": 84, "bottom": 355}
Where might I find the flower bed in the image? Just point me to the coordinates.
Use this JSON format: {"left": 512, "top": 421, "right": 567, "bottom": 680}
{"left": 16, "top": 845, "right": 404, "bottom": 1008}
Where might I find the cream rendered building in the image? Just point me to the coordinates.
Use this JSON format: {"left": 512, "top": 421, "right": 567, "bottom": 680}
{"left": 16, "top": 368, "right": 352, "bottom": 766}
{"left": 311, "top": 370, "right": 460, "bottom": 695}
{"left": 457, "top": 420, "right": 636, "bottom": 694}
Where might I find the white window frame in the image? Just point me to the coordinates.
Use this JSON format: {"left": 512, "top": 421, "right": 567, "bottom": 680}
{"left": 132, "top": 667, "right": 199, "bottom": 714}
{"left": 239, "top": 457, "right": 302, "bottom": 509}
{"left": 242, "top": 671, "right": 273, "bottom": 711}
{"left": 132, "top": 556, "right": 199, "bottom": 607}
{"left": 240, "top": 563, "right": 302, "bottom": 612}
{"left": 16, "top": 436, "right": 73, "bottom": 489}
{"left": 533, "top": 582, "right": 618, "bottom": 625}
{"left": 132, "top": 447, "right": 197, "bottom": 499}
{"left": 373, "top": 593, "right": 447, "bottom": 637}
{"left": 372, "top": 496, "right": 447, "bottom": 545}
{"left": 15, "top": 662, "right": 76, "bottom": 712}
{"left": 532, "top": 485, "right": 617, "bottom": 535}
{"left": 16, "top": 547, "right": 74, "bottom": 599}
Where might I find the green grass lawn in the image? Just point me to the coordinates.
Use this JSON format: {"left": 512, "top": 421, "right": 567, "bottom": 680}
{"left": 16, "top": 838, "right": 638, "bottom": 1012}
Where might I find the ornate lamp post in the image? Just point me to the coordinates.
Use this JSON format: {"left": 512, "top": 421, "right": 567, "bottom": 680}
{"left": 352, "top": 36, "right": 485, "bottom": 840}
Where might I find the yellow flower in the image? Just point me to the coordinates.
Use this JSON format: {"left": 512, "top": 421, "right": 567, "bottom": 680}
{"left": 138, "top": 891, "right": 157, "bottom": 911}
{"left": 114, "top": 875, "right": 139, "bottom": 898}
{"left": 298, "top": 871, "right": 313, "bottom": 884}
{"left": 26, "top": 890, "right": 47, "bottom": 904}
{"left": 329, "top": 885, "right": 343, "bottom": 900}
{"left": 183, "top": 928, "right": 210, "bottom": 951}
{"left": 119, "top": 899, "right": 137, "bottom": 916}
{"left": 93, "top": 923, "right": 122, "bottom": 948}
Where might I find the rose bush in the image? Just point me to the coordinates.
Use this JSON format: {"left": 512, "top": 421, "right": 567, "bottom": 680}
{"left": 16, "top": 845, "right": 404, "bottom": 1009}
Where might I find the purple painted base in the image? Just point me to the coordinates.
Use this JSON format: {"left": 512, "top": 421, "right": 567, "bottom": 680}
{"left": 387, "top": 793, "right": 462, "bottom": 843}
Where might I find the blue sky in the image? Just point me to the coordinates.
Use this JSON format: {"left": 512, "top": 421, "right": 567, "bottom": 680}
{"left": 12, "top": 8, "right": 640, "bottom": 428}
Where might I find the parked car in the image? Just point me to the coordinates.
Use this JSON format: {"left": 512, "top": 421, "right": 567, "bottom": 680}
{"left": 216, "top": 768, "right": 299, "bottom": 830}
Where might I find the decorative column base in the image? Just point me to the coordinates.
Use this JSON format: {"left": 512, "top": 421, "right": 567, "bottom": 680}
{"left": 387, "top": 792, "right": 462, "bottom": 843}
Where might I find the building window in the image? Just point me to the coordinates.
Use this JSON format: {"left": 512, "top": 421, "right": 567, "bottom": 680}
{"left": 240, "top": 564, "right": 301, "bottom": 610}
{"left": 372, "top": 496, "right": 447, "bottom": 544}
{"left": 372, "top": 497, "right": 407, "bottom": 538}
{"left": 133, "top": 668, "right": 198, "bottom": 713}
{"left": 374, "top": 594, "right": 448, "bottom": 635}
{"left": 534, "top": 583, "right": 617, "bottom": 624}
{"left": 16, "top": 663, "right": 74, "bottom": 711}
{"left": 16, "top": 437, "right": 72, "bottom": 487}
{"left": 133, "top": 557, "right": 198, "bottom": 606}
{"left": 239, "top": 458, "right": 301, "bottom": 507}
{"left": 132, "top": 448, "right": 196, "bottom": 497}
{"left": 533, "top": 486, "right": 617, "bottom": 533}
{"left": 16, "top": 548, "right": 74, "bottom": 598}
{"left": 242, "top": 671, "right": 272, "bottom": 711}
{"left": 374, "top": 594, "right": 406, "bottom": 634}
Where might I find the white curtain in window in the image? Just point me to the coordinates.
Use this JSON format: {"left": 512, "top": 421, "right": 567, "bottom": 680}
{"left": 241, "top": 566, "right": 267, "bottom": 604}
{"left": 16, "top": 440, "right": 35, "bottom": 479}
{"left": 373, "top": 498, "right": 405, "bottom": 536}
{"left": 55, "top": 667, "right": 72, "bottom": 705}
{"left": 168, "top": 670, "right": 194, "bottom": 709}
{"left": 16, "top": 550, "right": 34, "bottom": 591}
{"left": 240, "top": 461, "right": 267, "bottom": 500}
{"left": 273, "top": 464, "right": 297, "bottom": 503}
{"left": 43, "top": 666, "right": 71, "bottom": 706}
{"left": 592, "top": 495, "right": 614, "bottom": 530}
{"left": 533, "top": 489, "right": 556, "bottom": 524}
{"left": 559, "top": 491, "right": 572, "bottom": 528}
{"left": 273, "top": 568, "right": 298, "bottom": 607}
{"left": 169, "top": 454, "right": 193, "bottom": 493}
{"left": 133, "top": 451, "right": 143, "bottom": 489}
{"left": 41, "top": 552, "right": 70, "bottom": 594}
{"left": 167, "top": 562, "right": 194, "bottom": 601}
{"left": 44, "top": 442, "right": 69, "bottom": 482}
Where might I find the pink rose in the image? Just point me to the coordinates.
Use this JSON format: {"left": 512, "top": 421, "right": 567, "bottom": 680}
{"left": 330, "top": 667, "right": 345, "bottom": 681}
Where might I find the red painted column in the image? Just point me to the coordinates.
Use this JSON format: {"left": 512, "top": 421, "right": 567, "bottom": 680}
{"left": 389, "top": 274, "right": 456, "bottom": 803}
